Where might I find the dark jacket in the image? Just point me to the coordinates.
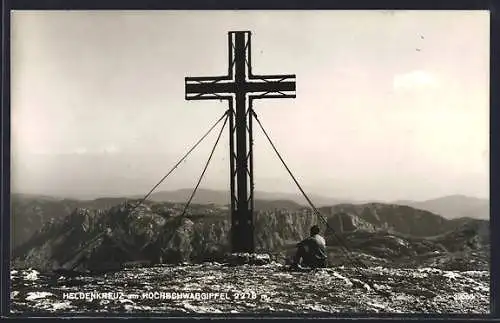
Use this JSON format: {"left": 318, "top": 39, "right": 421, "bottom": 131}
{"left": 296, "top": 234, "right": 327, "bottom": 267}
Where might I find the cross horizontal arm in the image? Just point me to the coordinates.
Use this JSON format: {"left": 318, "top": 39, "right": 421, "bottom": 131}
{"left": 185, "top": 80, "right": 296, "bottom": 96}
{"left": 246, "top": 81, "right": 296, "bottom": 94}
{"left": 185, "top": 95, "right": 234, "bottom": 101}
{"left": 185, "top": 75, "right": 232, "bottom": 83}
{"left": 250, "top": 93, "right": 296, "bottom": 100}
{"left": 249, "top": 74, "right": 296, "bottom": 82}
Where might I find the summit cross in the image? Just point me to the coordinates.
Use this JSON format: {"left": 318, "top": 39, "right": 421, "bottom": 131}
{"left": 185, "top": 31, "right": 296, "bottom": 253}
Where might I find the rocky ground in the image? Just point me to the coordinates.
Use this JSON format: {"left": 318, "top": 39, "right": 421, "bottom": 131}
{"left": 10, "top": 263, "right": 490, "bottom": 314}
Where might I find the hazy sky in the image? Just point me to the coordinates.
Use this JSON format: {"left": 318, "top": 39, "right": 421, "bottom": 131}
{"left": 11, "top": 10, "right": 489, "bottom": 201}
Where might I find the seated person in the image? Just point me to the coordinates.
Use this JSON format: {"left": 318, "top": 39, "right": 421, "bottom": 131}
{"left": 292, "top": 225, "right": 327, "bottom": 269}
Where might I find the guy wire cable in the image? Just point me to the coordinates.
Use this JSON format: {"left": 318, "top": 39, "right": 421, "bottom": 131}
{"left": 129, "top": 109, "right": 229, "bottom": 213}
{"left": 252, "top": 110, "right": 391, "bottom": 298}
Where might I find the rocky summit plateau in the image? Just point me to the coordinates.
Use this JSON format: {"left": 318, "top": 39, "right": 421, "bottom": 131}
{"left": 10, "top": 193, "right": 490, "bottom": 314}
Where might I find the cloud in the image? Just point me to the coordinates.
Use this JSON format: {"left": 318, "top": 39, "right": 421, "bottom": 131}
{"left": 393, "top": 70, "right": 439, "bottom": 91}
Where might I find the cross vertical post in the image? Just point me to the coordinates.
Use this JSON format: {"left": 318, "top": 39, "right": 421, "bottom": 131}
{"left": 185, "top": 31, "right": 296, "bottom": 253}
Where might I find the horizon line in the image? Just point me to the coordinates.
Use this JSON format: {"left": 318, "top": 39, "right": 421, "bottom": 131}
{"left": 11, "top": 188, "right": 489, "bottom": 203}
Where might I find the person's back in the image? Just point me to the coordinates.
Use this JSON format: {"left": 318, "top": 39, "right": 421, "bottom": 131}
{"left": 294, "top": 225, "right": 327, "bottom": 268}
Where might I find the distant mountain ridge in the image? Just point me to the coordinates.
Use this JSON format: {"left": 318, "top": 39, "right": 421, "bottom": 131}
{"left": 146, "top": 189, "right": 489, "bottom": 220}
{"left": 393, "top": 195, "right": 489, "bottom": 220}
{"left": 12, "top": 198, "right": 489, "bottom": 272}
{"left": 146, "top": 188, "right": 351, "bottom": 206}
{"left": 12, "top": 189, "right": 489, "bottom": 220}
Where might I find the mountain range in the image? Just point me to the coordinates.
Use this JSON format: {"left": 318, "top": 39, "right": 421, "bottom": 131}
{"left": 10, "top": 190, "right": 488, "bottom": 252}
{"left": 11, "top": 198, "right": 489, "bottom": 273}
{"left": 393, "top": 195, "right": 489, "bottom": 220}
{"left": 144, "top": 189, "right": 488, "bottom": 220}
